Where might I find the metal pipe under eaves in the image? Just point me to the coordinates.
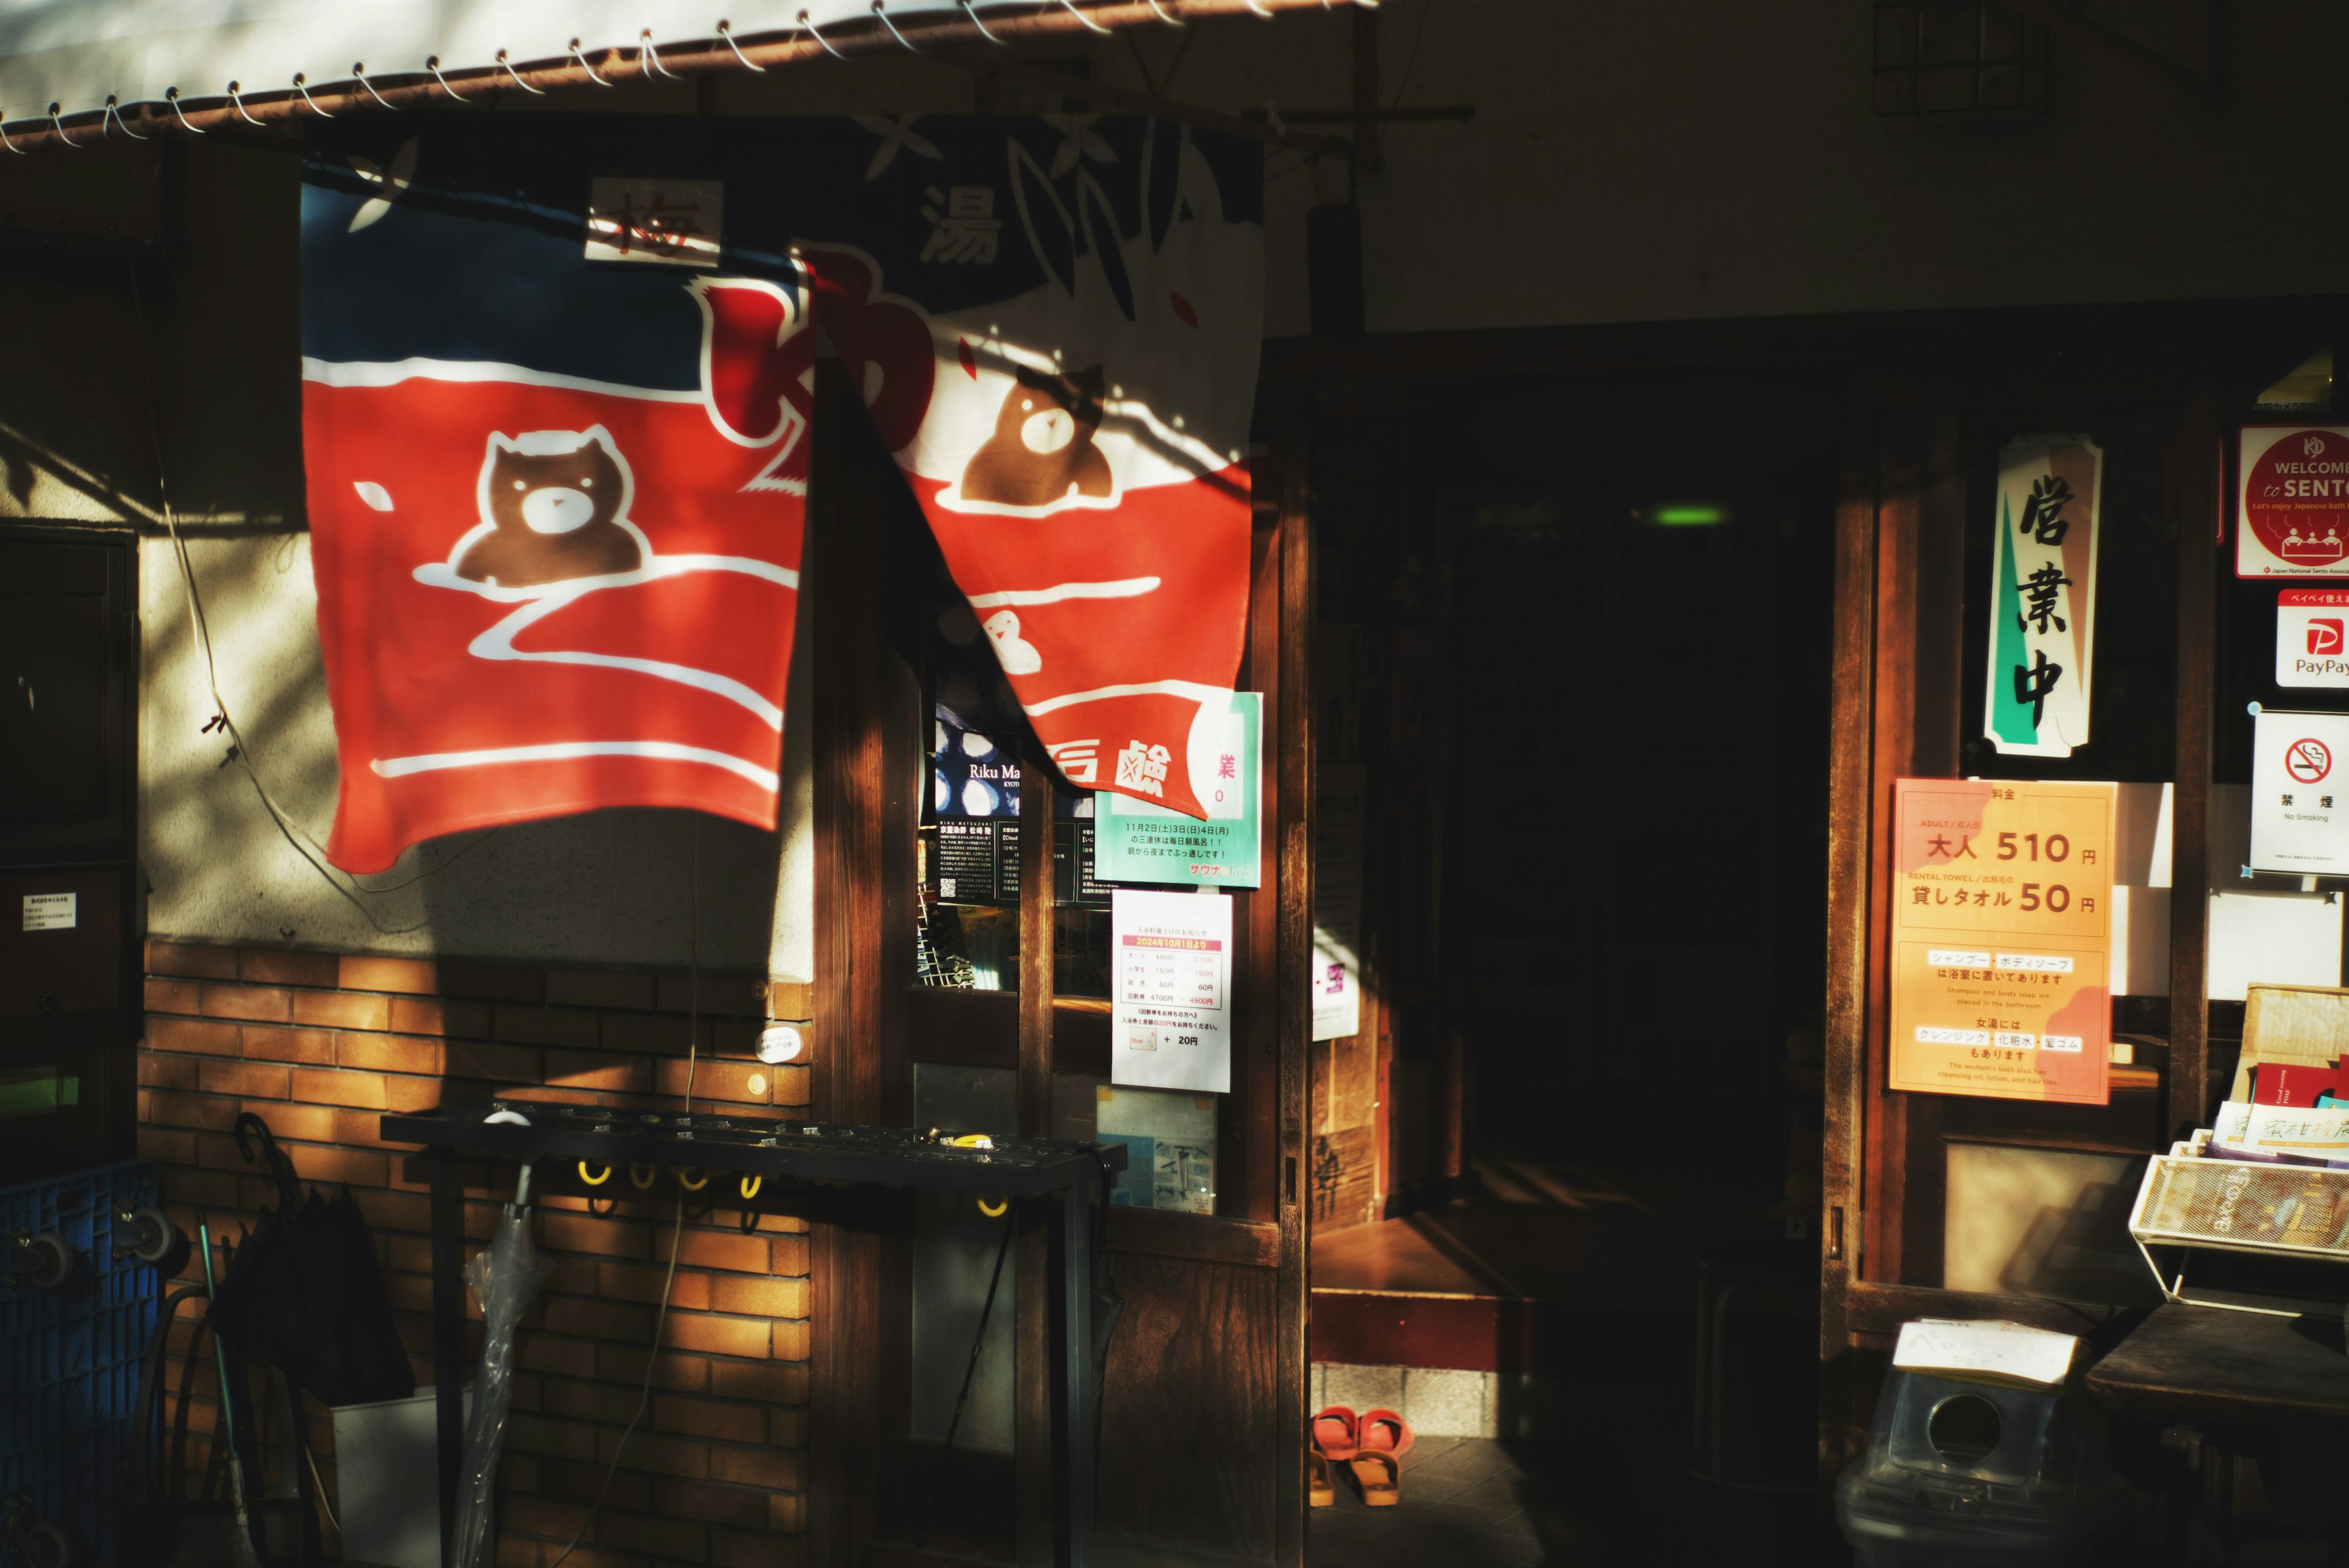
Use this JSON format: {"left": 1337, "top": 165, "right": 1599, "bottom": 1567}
{"left": 0, "top": 0, "right": 1368, "bottom": 157}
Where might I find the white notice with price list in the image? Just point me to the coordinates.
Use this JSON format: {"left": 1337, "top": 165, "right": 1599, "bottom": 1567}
{"left": 1111, "top": 889, "right": 1233, "bottom": 1093}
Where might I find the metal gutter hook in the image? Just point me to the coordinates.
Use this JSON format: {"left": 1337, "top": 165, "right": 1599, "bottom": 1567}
{"left": 103, "top": 96, "right": 148, "bottom": 140}
{"left": 717, "top": 21, "right": 769, "bottom": 71}
{"left": 495, "top": 52, "right": 546, "bottom": 94}
{"left": 166, "top": 86, "right": 207, "bottom": 134}
{"left": 871, "top": 2, "right": 920, "bottom": 51}
{"left": 798, "top": 10, "right": 851, "bottom": 60}
{"left": 959, "top": 1, "right": 1008, "bottom": 43}
{"left": 425, "top": 57, "right": 473, "bottom": 102}
{"left": 570, "top": 39, "right": 617, "bottom": 85}
{"left": 351, "top": 65, "right": 397, "bottom": 111}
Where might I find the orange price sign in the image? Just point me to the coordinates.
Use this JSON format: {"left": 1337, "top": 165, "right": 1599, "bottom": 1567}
{"left": 1889, "top": 779, "right": 2115, "bottom": 1105}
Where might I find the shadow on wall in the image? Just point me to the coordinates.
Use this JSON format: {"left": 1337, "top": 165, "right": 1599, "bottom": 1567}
{"left": 135, "top": 508, "right": 814, "bottom": 974}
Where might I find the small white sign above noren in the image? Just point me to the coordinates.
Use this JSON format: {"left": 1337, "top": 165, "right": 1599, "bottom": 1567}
{"left": 22, "top": 892, "right": 75, "bottom": 932}
{"left": 585, "top": 178, "right": 724, "bottom": 267}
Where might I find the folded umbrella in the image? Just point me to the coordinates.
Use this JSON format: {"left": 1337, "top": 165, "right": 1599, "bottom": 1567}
{"left": 450, "top": 1181, "right": 549, "bottom": 1568}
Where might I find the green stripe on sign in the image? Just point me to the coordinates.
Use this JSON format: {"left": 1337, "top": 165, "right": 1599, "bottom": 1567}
{"left": 1991, "top": 494, "right": 2038, "bottom": 747}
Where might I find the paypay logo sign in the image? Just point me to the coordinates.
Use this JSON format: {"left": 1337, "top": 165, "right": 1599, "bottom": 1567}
{"left": 2279, "top": 590, "right": 2349, "bottom": 687}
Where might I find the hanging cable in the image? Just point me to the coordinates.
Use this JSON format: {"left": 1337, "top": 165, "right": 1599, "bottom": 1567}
{"left": 544, "top": 1194, "right": 686, "bottom": 1568}
{"left": 916, "top": 1209, "right": 1017, "bottom": 1550}
{"left": 717, "top": 22, "right": 768, "bottom": 71}
{"left": 127, "top": 267, "right": 500, "bottom": 932}
{"left": 686, "top": 815, "right": 702, "bottom": 1108}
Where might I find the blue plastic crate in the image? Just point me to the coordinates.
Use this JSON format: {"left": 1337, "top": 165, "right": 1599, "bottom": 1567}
{"left": 1, "top": 1161, "right": 160, "bottom": 1568}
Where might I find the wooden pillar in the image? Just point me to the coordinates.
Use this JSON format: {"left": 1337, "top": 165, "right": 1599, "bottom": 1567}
{"left": 1016, "top": 734, "right": 1059, "bottom": 1566}
{"left": 2169, "top": 390, "right": 2220, "bottom": 1139}
{"left": 808, "top": 363, "right": 916, "bottom": 1568}
{"left": 1272, "top": 426, "right": 1315, "bottom": 1568}
{"left": 1818, "top": 405, "right": 1879, "bottom": 1474}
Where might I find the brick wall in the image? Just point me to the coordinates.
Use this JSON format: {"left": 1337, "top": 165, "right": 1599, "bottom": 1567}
{"left": 139, "top": 939, "right": 817, "bottom": 1568}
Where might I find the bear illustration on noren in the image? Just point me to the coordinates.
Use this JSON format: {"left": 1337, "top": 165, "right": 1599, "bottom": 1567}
{"left": 957, "top": 364, "right": 1114, "bottom": 509}
{"left": 452, "top": 426, "right": 647, "bottom": 588}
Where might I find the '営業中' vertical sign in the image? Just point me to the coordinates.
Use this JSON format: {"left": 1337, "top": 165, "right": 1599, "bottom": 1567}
{"left": 2236, "top": 427, "right": 2349, "bottom": 578}
{"left": 1984, "top": 437, "right": 2102, "bottom": 757}
{"left": 1890, "top": 778, "right": 2114, "bottom": 1106}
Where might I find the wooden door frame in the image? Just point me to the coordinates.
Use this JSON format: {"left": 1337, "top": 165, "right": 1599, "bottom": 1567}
{"left": 806, "top": 366, "right": 1315, "bottom": 1568}
{"left": 1814, "top": 324, "right": 2306, "bottom": 1466}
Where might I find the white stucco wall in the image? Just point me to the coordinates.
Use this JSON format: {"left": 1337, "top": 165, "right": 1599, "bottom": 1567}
{"left": 136, "top": 528, "right": 817, "bottom": 973}
{"left": 0, "top": 142, "right": 816, "bottom": 974}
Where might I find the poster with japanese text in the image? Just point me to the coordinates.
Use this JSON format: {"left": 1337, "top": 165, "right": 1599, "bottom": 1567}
{"left": 2248, "top": 710, "right": 2349, "bottom": 875}
{"left": 1890, "top": 779, "right": 2115, "bottom": 1104}
{"left": 1984, "top": 437, "right": 2101, "bottom": 757}
{"left": 1094, "top": 693, "right": 1260, "bottom": 887}
{"left": 2236, "top": 426, "right": 2349, "bottom": 578}
{"left": 1111, "top": 888, "right": 1232, "bottom": 1092}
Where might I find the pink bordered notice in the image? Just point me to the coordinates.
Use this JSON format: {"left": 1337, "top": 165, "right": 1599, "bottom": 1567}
{"left": 1110, "top": 889, "right": 1233, "bottom": 1093}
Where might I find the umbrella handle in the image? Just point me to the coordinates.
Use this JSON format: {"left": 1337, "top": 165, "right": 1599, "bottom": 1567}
{"left": 234, "top": 1112, "right": 305, "bottom": 1211}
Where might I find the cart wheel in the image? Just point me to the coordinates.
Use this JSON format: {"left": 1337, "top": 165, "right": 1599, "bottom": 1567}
{"left": 17, "top": 1521, "right": 70, "bottom": 1568}
{"left": 10, "top": 1232, "right": 79, "bottom": 1289}
{"left": 116, "top": 1207, "right": 187, "bottom": 1268}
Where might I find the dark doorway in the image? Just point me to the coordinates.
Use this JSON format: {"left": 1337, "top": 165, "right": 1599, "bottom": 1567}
{"left": 1304, "top": 366, "right": 1838, "bottom": 1563}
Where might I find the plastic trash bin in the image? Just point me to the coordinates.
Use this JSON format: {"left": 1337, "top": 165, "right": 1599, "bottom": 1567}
{"left": 1835, "top": 1365, "right": 2130, "bottom": 1567}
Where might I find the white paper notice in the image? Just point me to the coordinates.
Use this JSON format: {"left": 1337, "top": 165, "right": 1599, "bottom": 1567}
{"left": 1111, "top": 889, "right": 1233, "bottom": 1092}
{"left": 1891, "top": 1318, "right": 2080, "bottom": 1387}
{"left": 1312, "top": 763, "right": 1366, "bottom": 1042}
{"left": 21, "top": 892, "right": 75, "bottom": 932}
{"left": 2249, "top": 710, "right": 2349, "bottom": 873}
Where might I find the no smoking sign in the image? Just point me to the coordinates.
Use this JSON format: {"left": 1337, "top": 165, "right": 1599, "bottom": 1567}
{"left": 2252, "top": 711, "right": 2349, "bottom": 873}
